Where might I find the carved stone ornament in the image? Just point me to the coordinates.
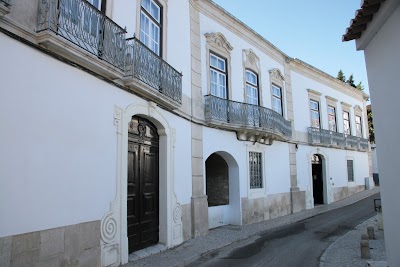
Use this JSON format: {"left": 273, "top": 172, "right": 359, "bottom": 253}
{"left": 243, "top": 49, "right": 260, "bottom": 71}
{"left": 101, "top": 212, "right": 117, "bottom": 243}
{"left": 173, "top": 203, "right": 182, "bottom": 223}
{"left": 269, "top": 68, "right": 284, "bottom": 82}
{"left": 205, "top": 32, "right": 233, "bottom": 53}
{"left": 354, "top": 105, "right": 363, "bottom": 113}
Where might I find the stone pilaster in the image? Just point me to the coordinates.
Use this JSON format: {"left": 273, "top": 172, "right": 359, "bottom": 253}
{"left": 284, "top": 59, "right": 304, "bottom": 213}
{"left": 189, "top": 1, "right": 208, "bottom": 238}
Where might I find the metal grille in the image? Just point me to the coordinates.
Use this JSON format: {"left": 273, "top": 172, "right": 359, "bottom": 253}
{"left": 125, "top": 37, "right": 182, "bottom": 104}
{"left": 249, "top": 152, "right": 262, "bottom": 189}
{"left": 347, "top": 160, "right": 354, "bottom": 182}
{"left": 205, "top": 95, "right": 292, "bottom": 139}
{"left": 37, "top": 0, "right": 127, "bottom": 70}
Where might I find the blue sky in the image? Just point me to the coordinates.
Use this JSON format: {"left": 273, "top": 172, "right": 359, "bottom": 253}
{"left": 212, "top": 0, "right": 369, "bottom": 95}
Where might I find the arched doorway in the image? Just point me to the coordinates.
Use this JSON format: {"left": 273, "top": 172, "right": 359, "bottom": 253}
{"left": 312, "top": 154, "right": 325, "bottom": 205}
{"left": 206, "top": 154, "right": 229, "bottom": 207}
{"left": 205, "top": 152, "right": 240, "bottom": 228}
{"left": 127, "top": 116, "right": 159, "bottom": 253}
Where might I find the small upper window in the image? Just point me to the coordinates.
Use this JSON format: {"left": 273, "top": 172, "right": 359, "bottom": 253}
{"left": 355, "top": 115, "right": 362, "bottom": 137}
{"left": 272, "top": 85, "right": 283, "bottom": 116}
{"left": 310, "top": 100, "right": 320, "bottom": 128}
{"left": 140, "top": 0, "right": 161, "bottom": 55}
{"left": 327, "top": 106, "right": 337, "bottom": 132}
{"left": 210, "top": 53, "right": 227, "bottom": 99}
{"left": 245, "top": 70, "right": 259, "bottom": 105}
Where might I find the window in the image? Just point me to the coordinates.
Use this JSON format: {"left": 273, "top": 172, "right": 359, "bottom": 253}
{"left": 355, "top": 115, "right": 362, "bottom": 137}
{"left": 347, "top": 160, "right": 354, "bottom": 182}
{"left": 343, "top": 111, "right": 351, "bottom": 135}
{"left": 210, "top": 53, "right": 227, "bottom": 99}
{"left": 310, "top": 100, "right": 320, "bottom": 128}
{"left": 140, "top": 0, "right": 161, "bottom": 55}
{"left": 327, "top": 106, "right": 337, "bottom": 132}
{"left": 272, "top": 85, "right": 283, "bottom": 115}
{"left": 246, "top": 70, "right": 259, "bottom": 105}
{"left": 249, "top": 152, "right": 263, "bottom": 189}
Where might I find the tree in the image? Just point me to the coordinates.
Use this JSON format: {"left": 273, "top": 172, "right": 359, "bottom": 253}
{"left": 367, "top": 107, "right": 375, "bottom": 143}
{"left": 356, "top": 81, "right": 364, "bottom": 91}
{"left": 337, "top": 70, "right": 346, "bottom": 82}
{"left": 346, "top": 74, "right": 356, "bottom": 88}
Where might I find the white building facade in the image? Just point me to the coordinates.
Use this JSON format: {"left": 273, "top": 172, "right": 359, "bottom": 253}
{"left": 0, "top": 0, "right": 371, "bottom": 266}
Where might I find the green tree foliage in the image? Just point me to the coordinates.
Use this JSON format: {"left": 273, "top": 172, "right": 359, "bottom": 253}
{"left": 367, "top": 108, "right": 375, "bottom": 143}
{"left": 346, "top": 74, "right": 356, "bottom": 88}
{"left": 337, "top": 70, "right": 346, "bottom": 82}
{"left": 356, "top": 81, "right": 364, "bottom": 91}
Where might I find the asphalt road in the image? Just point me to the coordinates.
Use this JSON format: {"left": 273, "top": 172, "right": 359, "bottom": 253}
{"left": 188, "top": 193, "right": 379, "bottom": 267}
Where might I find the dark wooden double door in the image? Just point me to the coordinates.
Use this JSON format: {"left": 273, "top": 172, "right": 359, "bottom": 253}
{"left": 127, "top": 116, "right": 159, "bottom": 253}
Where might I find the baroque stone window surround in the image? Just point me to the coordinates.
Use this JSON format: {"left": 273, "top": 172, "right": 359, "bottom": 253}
{"left": 325, "top": 96, "right": 338, "bottom": 132}
{"left": 205, "top": 32, "right": 233, "bottom": 99}
{"left": 243, "top": 49, "right": 262, "bottom": 105}
{"left": 246, "top": 144, "right": 267, "bottom": 199}
{"left": 354, "top": 105, "right": 363, "bottom": 138}
{"left": 341, "top": 101, "right": 352, "bottom": 135}
{"left": 307, "top": 89, "right": 322, "bottom": 129}
{"left": 269, "top": 68, "right": 286, "bottom": 118}
{"left": 135, "top": 0, "right": 168, "bottom": 59}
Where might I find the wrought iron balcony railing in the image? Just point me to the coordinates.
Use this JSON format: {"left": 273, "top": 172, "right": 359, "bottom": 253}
{"left": 205, "top": 95, "right": 292, "bottom": 140}
{"left": 308, "top": 127, "right": 369, "bottom": 150}
{"left": 124, "top": 37, "right": 182, "bottom": 104}
{"left": 37, "top": 0, "right": 127, "bottom": 70}
{"left": 1, "top": 0, "right": 10, "bottom": 6}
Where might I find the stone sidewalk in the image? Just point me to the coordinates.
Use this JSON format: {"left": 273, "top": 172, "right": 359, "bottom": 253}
{"left": 125, "top": 187, "right": 380, "bottom": 267}
{"left": 320, "top": 214, "right": 386, "bottom": 267}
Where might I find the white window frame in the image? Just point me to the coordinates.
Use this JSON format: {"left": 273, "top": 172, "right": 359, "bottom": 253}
{"left": 210, "top": 53, "right": 228, "bottom": 99}
{"left": 355, "top": 115, "right": 363, "bottom": 137}
{"left": 245, "top": 70, "right": 259, "bottom": 105}
{"left": 140, "top": 0, "right": 162, "bottom": 56}
{"left": 346, "top": 157, "right": 355, "bottom": 184}
{"left": 271, "top": 84, "right": 283, "bottom": 115}
{"left": 327, "top": 105, "right": 337, "bottom": 132}
{"left": 247, "top": 145, "right": 266, "bottom": 199}
{"left": 310, "top": 99, "right": 321, "bottom": 129}
{"left": 343, "top": 111, "right": 351, "bottom": 135}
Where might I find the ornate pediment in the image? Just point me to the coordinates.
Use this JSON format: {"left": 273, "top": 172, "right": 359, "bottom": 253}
{"left": 205, "top": 32, "right": 233, "bottom": 54}
{"left": 354, "top": 105, "right": 363, "bottom": 113}
{"left": 269, "top": 68, "right": 284, "bottom": 82}
{"left": 243, "top": 49, "right": 260, "bottom": 72}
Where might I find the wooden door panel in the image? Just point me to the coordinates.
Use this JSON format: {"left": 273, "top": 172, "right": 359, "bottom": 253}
{"left": 127, "top": 116, "right": 159, "bottom": 253}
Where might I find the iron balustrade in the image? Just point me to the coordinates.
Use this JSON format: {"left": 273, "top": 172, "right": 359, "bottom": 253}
{"left": 359, "top": 138, "right": 369, "bottom": 150}
{"left": 346, "top": 134, "right": 359, "bottom": 149}
{"left": 125, "top": 37, "right": 182, "bottom": 104}
{"left": 308, "top": 127, "right": 369, "bottom": 150}
{"left": 205, "top": 95, "right": 292, "bottom": 139}
{"left": 37, "top": 0, "right": 127, "bottom": 70}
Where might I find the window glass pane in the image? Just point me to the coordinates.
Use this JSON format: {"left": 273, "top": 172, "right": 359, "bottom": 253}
{"left": 218, "top": 58, "right": 225, "bottom": 71}
{"left": 210, "top": 55, "right": 218, "bottom": 68}
{"left": 141, "top": 0, "right": 150, "bottom": 12}
{"left": 150, "top": 1, "right": 160, "bottom": 22}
